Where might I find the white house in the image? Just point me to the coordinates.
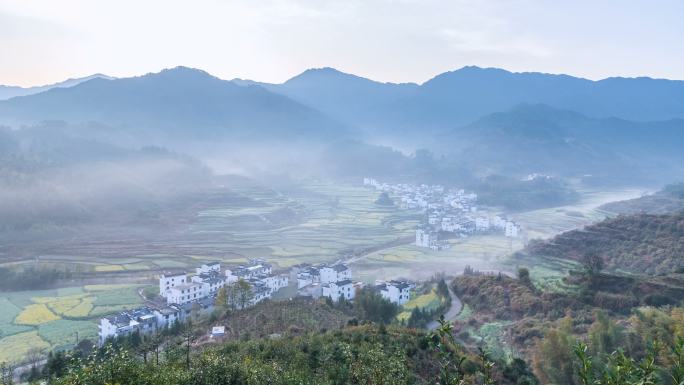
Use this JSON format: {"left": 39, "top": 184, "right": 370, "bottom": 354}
{"left": 377, "top": 280, "right": 411, "bottom": 305}
{"left": 191, "top": 271, "right": 225, "bottom": 296}
{"left": 475, "top": 217, "right": 490, "bottom": 231}
{"left": 260, "top": 274, "right": 289, "bottom": 292}
{"left": 154, "top": 306, "right": 181, "bottom": 329}
{"left": 297, "top": 269, "right": 315, "bottom": 289}
{"left": 98, "top": 308, "right": 158, "bottom": 345}
{"left": 196, "top": 262, "right": 221, "bottom": 275}
{"left": 415, "top": 229, "right": 432, "bottom": 247}
{"left": 319, "top": 264, "right": 351, "bottom": 284}
{"left": 224, "top": 269, "right": 239, "bottom": 284}
{"left": 492, "top": 216, "right": 507, "bottom": 229}
{"left": 322, "top": 279, "right": 355, "bottom": 302}
{"left": 505, "top": 221, "right": 520, "bottom": 237}
{"left": 166, "top": 282, "right": 206, "bottom": 305}
{"left": 159, "top": 272, "right": 187, "bottom": 298}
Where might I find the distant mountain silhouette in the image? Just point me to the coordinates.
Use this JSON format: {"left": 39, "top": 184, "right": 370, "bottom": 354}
{"left": 0, "top": 74, "right": 114, "bottom": 100}
{"left": 2, "top": 66, "right": 683, "bottom": 182}
{"left": 246, "top": 66, "right": 684, "bottom": 135}
{"left": 262, "top": 68, "right": 418, "bottom": 122}
{"left": 439, "top": 104, "right": 684, "bottom": 180}
{"left": 0, "top": 67, "right": 348, "bottom": 141}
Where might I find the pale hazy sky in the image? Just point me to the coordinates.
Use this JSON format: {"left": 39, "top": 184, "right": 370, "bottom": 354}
{"left": 2, "top": 0, "right": 683, "bottom": 87}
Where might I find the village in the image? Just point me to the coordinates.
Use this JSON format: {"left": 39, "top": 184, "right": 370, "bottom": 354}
{"left": 363, "top": 178, "right": 521, "bottom": 250}
{"left": 98, "top": 260, "right": 413, "bottom": 345}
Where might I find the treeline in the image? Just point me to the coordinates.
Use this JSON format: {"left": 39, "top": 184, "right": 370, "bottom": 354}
{"left": 0, "top": 266, "right": 68, "bottom": 291}
{"left": 525, "top": 212, "right": 684, "bottom": 274}
{"left": 8, "top": 318, "right": 683, "bottom": 385}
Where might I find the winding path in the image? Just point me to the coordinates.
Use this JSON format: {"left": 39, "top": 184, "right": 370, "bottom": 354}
{"left": 426, "top": 284, "right": 463, "bottom": 330}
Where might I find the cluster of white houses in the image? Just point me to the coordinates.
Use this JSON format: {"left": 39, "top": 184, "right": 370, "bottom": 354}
{"left": 363, "top": 178, "right": 521, "bottom": 250}
{"left": 99, "top": 260, "right": 415, "bottom": 345}
{"left": 295, "top": 263, "right": 414, "bottom": 306}
{"left": 98, "top": 260, "right": 288, "bottom": 345}
{"left": 296, "top": 263, "right": 358, "bottom": 302}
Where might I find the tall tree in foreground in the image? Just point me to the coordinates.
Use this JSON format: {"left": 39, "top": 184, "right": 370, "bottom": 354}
{"left": 532, "top": 316, "right": 576, "bottom": 385}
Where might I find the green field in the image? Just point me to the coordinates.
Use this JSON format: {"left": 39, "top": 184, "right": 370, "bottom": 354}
{"left": 0, "top": 284, "right": 145, "bottom": 363}
{"left": 0, "top": 182, "right": 643, "bottom": 364}
{"left": 397, "top": 286, "right": 442, "bottom": 321}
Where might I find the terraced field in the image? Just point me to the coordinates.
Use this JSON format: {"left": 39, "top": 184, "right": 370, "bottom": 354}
{"left": 0, "top": 284, "right": 145, "bottom": 363}
{"left": 0, "top": 181, "right": 643, "bottom": 364}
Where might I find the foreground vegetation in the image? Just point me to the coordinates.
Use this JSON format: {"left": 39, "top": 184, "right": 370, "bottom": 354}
{"left": 7, "top": 318, "right": 683, "bottom": 385}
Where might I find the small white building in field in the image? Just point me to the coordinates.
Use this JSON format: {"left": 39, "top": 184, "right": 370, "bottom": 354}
{"left": 322, "top": 280, "right": 355, "bottom": 302}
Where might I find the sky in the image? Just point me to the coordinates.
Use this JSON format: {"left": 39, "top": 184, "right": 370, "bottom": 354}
{"left": 2, "top": 0, "right": 683, "bottom": 87}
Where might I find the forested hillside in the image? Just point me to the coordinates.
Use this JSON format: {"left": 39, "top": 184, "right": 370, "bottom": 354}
{"left": 524, "top": 212, "right": 684, "bottom": 274}
{"left": 599, "top": 183, "right": 684, "bottom": 214}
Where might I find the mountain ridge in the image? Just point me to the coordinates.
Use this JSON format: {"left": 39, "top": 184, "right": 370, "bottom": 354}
{"left": 0, "top": 73, "right": 114, "bottom": 101}
{"left": 0, "top": 66, "right": 349, "bottom": 142}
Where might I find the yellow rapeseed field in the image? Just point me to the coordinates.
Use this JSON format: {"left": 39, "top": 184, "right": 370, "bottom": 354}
{"left": 63, "top": 297, "right": 95, "bottom": 317}
{"left": 15, "top": 304, "right": 61, "bottom": 325}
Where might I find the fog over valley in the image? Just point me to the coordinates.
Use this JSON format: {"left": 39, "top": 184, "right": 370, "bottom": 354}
{"left": 1, "top": 64, "right": 684, "bottom": 385}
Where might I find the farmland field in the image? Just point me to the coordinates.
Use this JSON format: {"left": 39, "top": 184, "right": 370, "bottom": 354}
{"left": 0, "top": 180, "right": 643, "bottom": 363}
{"left": 0, "top": 284, "right": 145, "bottom": 363}
{"left": 397, "top": 286, "right": 442, "bottom": 322}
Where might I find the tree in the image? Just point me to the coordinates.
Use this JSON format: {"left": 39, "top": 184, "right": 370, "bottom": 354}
{"left": 235, "top": 279, "right": 253, "bottom": 310}
{"left": 150, "top": 333, "right": 162, "bottom": 366}
{"left": 354, "top": 288, "right": 399, "bottom": 324}
{"left": 225, "top": 284, "right": 238, "bottom": 311}
{"left": 517, "top": 267, "right": 532, "bottom": 287}
{"left": 375, "top": 192, "right": 394, "bottom": 206}
{"left": 532, "top": 316, "right": 576, "bottom": 385}
{"left": 582, "top": 254, "right": 604, "bottom": 276}
{"left": 180, "top": 322, "right": 195, "bottom": 371}
{"left": 588, "top": 310, "right": 623, "bottom": 360}
{"left": 25, "top": 347, "right": 44, "bottom": 371}
{"left": 436, "top": 279, "right": 450, "bottom": 299}
{"left": 428, "top": 315, "right": 468, "bottom": 385}
{"left": 503, "top": 358, "right": 539, "bottom": 385}
{"left": 0, "top": 362, "right": 13, "bottom": 385}
{"left": 215, "top": 286, "right": 227, "bottom": 308}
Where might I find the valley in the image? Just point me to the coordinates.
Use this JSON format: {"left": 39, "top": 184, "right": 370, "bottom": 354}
{"left": 0, "top": 178, "right": 643, "bottom": 362}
